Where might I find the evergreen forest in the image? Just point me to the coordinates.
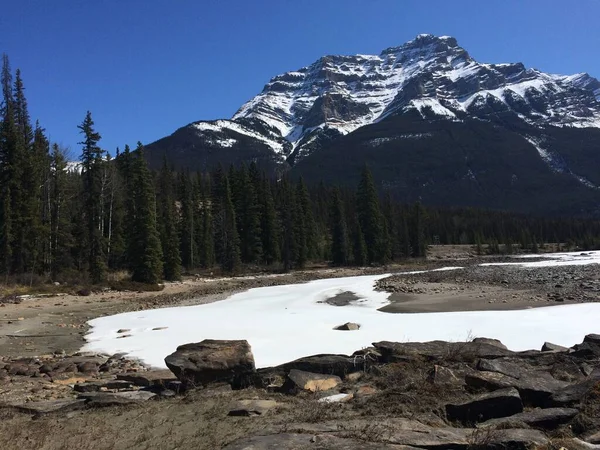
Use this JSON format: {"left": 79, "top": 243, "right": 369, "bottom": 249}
{"left": 1, "top": 56, "right": 600, "bottom": 286}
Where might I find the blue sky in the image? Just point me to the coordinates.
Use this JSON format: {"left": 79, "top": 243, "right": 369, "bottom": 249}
{"left": 1, "top": 0, "right": 599, "bottom": 156}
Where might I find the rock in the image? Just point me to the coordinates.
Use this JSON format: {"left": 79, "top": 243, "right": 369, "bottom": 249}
{"left": 116, "top": 369, "right": 177, "bottom": 387}
{"left": 472, "top": 337, "right": 508, "bottom": 350}
{"left": 466, "top": 369, "right": 569, "bottom": 406}
{"left": 164, "top": 339, "right": 255, "bottom": 387}
{"left": 333, "top": 322, "right": 360, "bottom": 330}
{"left": 570, "top": 342, "right": 600, "bottom": 359}
{"left": 480, "top": 407, "right": 579, "bottom": 429}
{"left": 78, "top": 390, "right": 156, "bottom": 406}
{"left": 73, "top": 380, "right": 134, "bottom": 392}
{"left": 476, "top": 358, "right": 526, "bottom": 378}
{"left": 7, "top": 363, "right": 37, "bottom": 377}
{"left": 318, "top": 393, "right": 353, "bottom": 403}
{"left": 585, "top": 431, "right": 600, "bottom": 444}
{"left": 542, "top": 342, "right": 568, "bottom": 352}
{"left": 273, "top": 354, "right": 364, "bottom": 378}
{"left": 445, "top": 387, "right": 523, "bottom": 423}
{"left": 584, "top": 334, "right": 600, "bottom": 345}
{"left": 427, "top": 365, "right": 459, "bottom": 385}
{"left": 117, "top": 329, "right": 131, "bottom": 334}
{"left": 373, "top": 340, "right": 512, "bottom": 363}
{"left": 13, "top": 399, "right": 87, "bottom": 416}
{"left": 222, "top": 433, "right": 416, "bottom": 450}
{"left": 282, "top": 369, "right": 341, "bottom": 393}
{"left": 353, "top": 384, "right": 379, "bottom": 399}
{"left": 228, "top": 399, "right": 278, "bottom": 416}
{"left": 548, "top": 378, "right": 599, "bottom": 406}
{"left": 345, "top": 371, "right": 363, "bottom": 382}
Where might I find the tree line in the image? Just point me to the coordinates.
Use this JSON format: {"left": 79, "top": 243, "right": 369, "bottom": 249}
{"left": 1, "top": 55, "right": 599, "bottom": 285}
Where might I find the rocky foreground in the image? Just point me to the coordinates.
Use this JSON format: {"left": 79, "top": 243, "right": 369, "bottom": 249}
{"left": 1, "top": 333, "right": 600, "bottom": 449}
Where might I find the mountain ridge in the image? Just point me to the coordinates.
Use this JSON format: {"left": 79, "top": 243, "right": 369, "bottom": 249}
{"left": 144, "top": 34, "right": 600, "bottom": 216}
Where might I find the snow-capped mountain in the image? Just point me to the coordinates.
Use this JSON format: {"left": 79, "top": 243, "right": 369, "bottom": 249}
{"left": 231, "top": 34, "right": 600, "bottom": 161}
{"left": 145, "top": 34, "right": 600, "bottom": 215}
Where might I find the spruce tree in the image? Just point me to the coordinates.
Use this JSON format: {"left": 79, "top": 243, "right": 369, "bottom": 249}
{"left": 279, "top": 177, "right": 297, "bottom": 272}
{"left": 212, "top": 166, "right": 240, "bottom": 272}
{"left": 232, "top": 165, "right": 262, "bottom": 264}
{"left": 330, "top": 188, "right": 348, "bottom": 266}
{"left": 356, "top": 165, "right": 386, "bottom": 264}
{"left": 352, "top": 217, "right": 367, "bottom": 266}
{"left": 78, "top": 111, "right": 106, "bottom": 283}
{"left": 411, "top": 201, "right": 427, "bottom": 257}
{"left": 259, "top": 174, "right": 279, "bottom": 265}
{"left": 296, "top": 177, "right": 316, "bottom": 260}
{"left": 49, "top": 144, "right": 73, "bottom": 277}
{"left": 0, "top": 54, "right": 14, "bottom": 275}
{"left": 130, "top": 144, "right": 163, "bottom": 283}
{"left": 178, "top": 171, "right": 195, "bottom": 269}
{"left": 157, "top": 157, "right": 181, "bottom": 280}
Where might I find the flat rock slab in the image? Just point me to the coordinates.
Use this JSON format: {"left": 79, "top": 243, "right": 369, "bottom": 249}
{"left": 228, "top": 399, "right": 278, "bottom": 416}
{"left": 373, "top": 340, "right": 513, "bottom": 363}
{"left": 333, "top": 322, "right": 360, "bottom": 330}
{"left": 542, "top": 342, "right": 568, "bottom": 352}
{"left": 466, "top": 368, "right": 569, "bottom": 406}
{"left": 78, "top": 390, "right": 156, "bottom": 406}
{"left": 222, "top": 433, "right": 418, "bottom": 449}
{"left": 272, "top": 354, "right": 362, "bottom": 378}
{"left": 12, "top": 399, "right": 87, "bottom": 415}
{"left": 74, "top": 380, "right": 133, "bottom": 392}
{"left": 481, "top": 407, "right": 579, "bottom": 429}
{"left": 446, "top": 387, "right": 523, "bottom": 423}
{"left": 116, "top": 370, "right": 177, "bottom": 387}
{"left": 283, "top": 369, "right": 341, "bottom": 393}
{"left": 549, "top": 378, "right": 599, "bottom": 406}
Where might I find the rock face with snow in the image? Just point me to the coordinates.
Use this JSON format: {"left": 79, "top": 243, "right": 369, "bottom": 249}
{"left": 145, "top": 34, "right": 600, "bottom": 215}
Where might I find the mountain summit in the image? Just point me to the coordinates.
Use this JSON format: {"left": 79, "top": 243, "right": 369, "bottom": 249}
{"left": 146, "top": 35, "right": 600, "bottom": 215}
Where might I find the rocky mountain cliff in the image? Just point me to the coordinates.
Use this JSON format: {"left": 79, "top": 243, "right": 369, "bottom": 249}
{"left": 145, "top": 34, "right": 600, "bottom": 215}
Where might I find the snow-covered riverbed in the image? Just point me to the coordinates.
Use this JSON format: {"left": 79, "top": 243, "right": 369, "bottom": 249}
{"left": 83, "top": 251, "right": 600, "bottom": 368}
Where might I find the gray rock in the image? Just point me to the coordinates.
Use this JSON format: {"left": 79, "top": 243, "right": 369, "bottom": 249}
{"left": 116, "top": 369, "right": 177, "bottom": 387}
{"left": 468, "top": 364, "right": 569, "bottom": 406}
{"left": 584, "top": 334, "right": 600, "bottom": 345}
{"left": 480, "top": 407, "right": 579, "bottom": 429}
{"left": 542, "top": 342, "right": 568, "bottom": 352}
{"left": 446, "top": 387, "right": 523, "bottom": 423}
{"left": 78, "top": 390, "right": 156, "bottom": 406}
{"left": 333, "top": 322, "right": 360, "bottom": 330}
{"left": 269, "top": 354, "right": 364, "bottom": 378}
{"left": 73, "top": 380, "right": 133, "bottom": 392}
{"left": 164, "top": 340, "right": 255, "bottom": 387}
{"left": 13, "top": 399, "right": 87, "bottom": 416}
{"left": 427, "top": 365, "right": 460, "bottom": 385}
{"left": 222, "top": 433, "right": 418, "bottom": 449}
{"left": 548, "top": 378, "right": 598, "bottom": 406}
{"left": 282, "top": 369, "right": 341, "bottom": 393}
{"left": 228, "top": 399, "right": 278, "bottom": 416}
{"left": 373, "top": 340, "right": 512, "bottom": 363}
{"left": 472, "top": 337, "right": 508, "bottom": 350}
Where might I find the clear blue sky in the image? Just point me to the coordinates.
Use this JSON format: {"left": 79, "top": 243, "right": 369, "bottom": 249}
{"left": 1, "top": 0, "right": 599, "bottom": 156}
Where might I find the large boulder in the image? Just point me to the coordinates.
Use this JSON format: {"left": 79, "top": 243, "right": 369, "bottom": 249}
{"left": 164, "top": 340, "right": 255, "bottom": 388}
{"left": 222, "top": 433, "right": 418, "bottom": 449}
{"left": 548, "top": 378, "right": 600, "bottom": 406}
{"left": 446, "top": 387, "right": 523, "bottom": 423}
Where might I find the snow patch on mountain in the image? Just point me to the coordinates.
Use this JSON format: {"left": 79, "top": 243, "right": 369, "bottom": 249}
{"left": 192, "top": 120, "right": 286, "bottom": 154}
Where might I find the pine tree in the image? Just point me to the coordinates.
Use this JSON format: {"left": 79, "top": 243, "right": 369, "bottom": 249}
{"left": 279, "top": 177, "right": 297, "bottom": 272}
{"left": 411, "top": 202, "right": 427, "bottom": 257}
{"left": 330, "top": 188, "right": 348, "bottom": 266}
{"left": 78, "top": 111, "right": 106, "bottom": 283}
{"left": 352, "top": 216, "right": 367, "bottom": 266}
{"left": 157, "top": 157, "right": 181, "bottom": 280}
{"left": 198, "top": 180, "right": 215, "bottom": 268}
{"left": 0, "top": 54, "right": 14, "bottom": 275}
{"left": 259, "top": 174, "right": 279, "bottom": 265}
{"left": 232, "top": 165, "right": 262, "bottom": 264}
{"left": 178, "top": 171, "right": 195, "bottom": 269}
{"left": 296, "top": 177, "right": 316, "bottom": 260}
{"left": 130, "top": 144, "right": 163, "bottom": 283}
{"left": 49, "top": 144, "right": 73, "bottom": 277}
{"left": 356, "top": 165, "right": 386, "bottom": 263}
{"left": 212, "top": 166, "right": 240, "bottom": 272}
